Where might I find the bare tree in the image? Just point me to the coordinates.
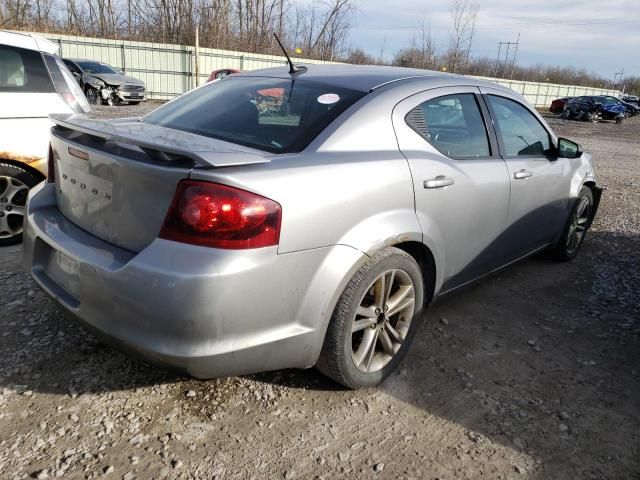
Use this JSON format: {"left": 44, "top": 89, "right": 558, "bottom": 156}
{"left": 446, "top": 0, "right": 478, "bottom": 72}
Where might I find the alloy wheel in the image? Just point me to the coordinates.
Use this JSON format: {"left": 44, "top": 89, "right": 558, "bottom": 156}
{"left": 0, "top": 176, "right": 29, "bottom": 240}
{"left": 351, "top": 269, "right": 416, "bottom": 373}
{"left": 566, "top": 196, "right": 591, "bottom": 254}
{"left": 85, "top": 87, "right": 99, "bottom": 105}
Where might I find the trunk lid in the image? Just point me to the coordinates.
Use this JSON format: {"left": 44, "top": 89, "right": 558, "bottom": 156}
{"left": 49, "top": 115, "right": 271, "bottom": 252}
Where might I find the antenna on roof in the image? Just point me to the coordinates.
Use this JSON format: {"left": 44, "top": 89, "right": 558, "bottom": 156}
{"left": 273, "top": 33, "right": 306, "bottom": 75}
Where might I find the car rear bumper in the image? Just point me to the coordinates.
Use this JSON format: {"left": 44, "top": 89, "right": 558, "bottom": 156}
{"left": 23, "top": 182, "right": 363, "bottom": 377}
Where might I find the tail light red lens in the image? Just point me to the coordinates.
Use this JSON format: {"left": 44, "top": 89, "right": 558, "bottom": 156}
{"left": 159, "top": 180, "right": 281, "bottom": 249}
{"left": 47, "top": 145, "right": 55, "bottom": 183}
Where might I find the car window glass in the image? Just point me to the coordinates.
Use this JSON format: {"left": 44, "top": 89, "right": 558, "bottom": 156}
{"left": 487, "top": 95, "right": 552, "bottom": 157}
{"left": 405, "top": 93, "right": 490, "bottom": 158}
{"left": 0, "top": 45, "right": 52, "bottom": 92}
{"left": 77, "top": 61, "right": 118, "bottom": 75}
{"left": 143, "top": 77, "right": 365, "bottom": 154}
{"left": 63, "top": 60, "right": 80, "bottom": 74}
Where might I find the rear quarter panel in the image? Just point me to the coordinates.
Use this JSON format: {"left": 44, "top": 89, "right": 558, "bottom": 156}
{"left": 189, "top": 150, "right": 421, "bottom": 255}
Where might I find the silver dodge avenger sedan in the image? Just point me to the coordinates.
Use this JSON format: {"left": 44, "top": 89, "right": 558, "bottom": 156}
{"left": 23, "top": 65, "right": 602, "bottom": 388}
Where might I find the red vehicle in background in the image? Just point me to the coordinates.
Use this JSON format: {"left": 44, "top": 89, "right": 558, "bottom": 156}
{"left": 207, "top": 68, "right": 242, "bottom": 82}
{"left": 550, "top": 97, "right": 572, "bottom": 114}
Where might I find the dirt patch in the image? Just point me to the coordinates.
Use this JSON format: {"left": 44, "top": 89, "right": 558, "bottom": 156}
{"left": 0, "top": 114, "right": 638, "bottom": 479}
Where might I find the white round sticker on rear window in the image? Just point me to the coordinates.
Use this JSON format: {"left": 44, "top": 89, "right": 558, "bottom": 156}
{"left": 317, "top": 93, "right": 340, "bottom": 104}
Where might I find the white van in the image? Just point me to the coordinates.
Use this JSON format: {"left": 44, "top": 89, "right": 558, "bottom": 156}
{"left": 0, "top": 30, "right": 90, "bottom": 245}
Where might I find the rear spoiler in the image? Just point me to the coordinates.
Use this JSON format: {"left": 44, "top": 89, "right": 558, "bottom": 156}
{"left": 49, "top": 114, "right": 271, "bottom": 168}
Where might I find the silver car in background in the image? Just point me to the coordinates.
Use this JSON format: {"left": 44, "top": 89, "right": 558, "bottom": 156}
{"left": 23, "top": 65, "right": 602, "bottom": 388}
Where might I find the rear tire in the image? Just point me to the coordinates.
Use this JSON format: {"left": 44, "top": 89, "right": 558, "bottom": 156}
{"left": 317, "top": 247, "right": 424, "bottom": 389}
{"left": 0, "top": 162, "right": 43, "bottom": 246}
{"left": 550, "top": 186, "right": 594, "bottom": 262}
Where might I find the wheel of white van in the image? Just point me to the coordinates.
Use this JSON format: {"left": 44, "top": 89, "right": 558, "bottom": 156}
{"left": 0, "top": 163, "right": 42, "bottom": 246}
{"left": 85, "top": 86, "right": 99, "bottom": 105}
{"left": 317, "top": 247, "right": 424, "bottom": 389}
{"left": 551, "top": 186, "right": 594, "bottom": 262}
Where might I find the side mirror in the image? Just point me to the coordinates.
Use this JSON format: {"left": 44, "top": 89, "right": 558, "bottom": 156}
{"left": 72, "top": 71, "right": 80, "bottom": 78}
{"left": 557, "top": 137, "right": 582, "bottom": 158}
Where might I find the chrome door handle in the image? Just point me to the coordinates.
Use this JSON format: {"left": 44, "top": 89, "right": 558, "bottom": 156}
{"left": 513, "top": 169, "right": 532, "bottom": 179}
{"left": 424, "top": 175, "right": 454, "bottom": 189}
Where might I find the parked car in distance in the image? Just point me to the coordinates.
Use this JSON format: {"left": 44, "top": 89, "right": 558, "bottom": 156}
{"left": 24, "top": 65, "right": 602, "bottom": 388}
{"left": 609, "top": 96, "right": 640, "bottom": 116}
{"left": 622, "top": 95, "right": 639, "bottom": 106}
{"left": 0, "top": 30, "right": 90, "bottom": 246}
{"left": 208, "top": 68, "right": 241, "bottom": 82}
{"left": 562, "top": 95, "right": 627, "bottom": 123}
{"left": 62, "top": 58, "right": 145, "bottom": 105}
{"left": 550, "top": 97, "right": 571, "bottom": 114}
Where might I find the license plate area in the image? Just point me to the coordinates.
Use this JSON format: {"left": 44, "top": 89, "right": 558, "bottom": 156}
{"left": 33, "top": 238, "right": 82, "bottom": 307}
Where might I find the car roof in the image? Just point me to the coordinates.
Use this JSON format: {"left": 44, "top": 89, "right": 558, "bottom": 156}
{"left": 66, "top": 58, "right": 108, "bottom": 63}
{"left": 0, "top": 30, "right": 58, "bottom": 54}
{"left": 236, "top": 64, "right": 500, "bottom": 92}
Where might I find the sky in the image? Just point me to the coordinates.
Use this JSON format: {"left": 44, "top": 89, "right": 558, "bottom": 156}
{"left": 347, "top": 0, "right": 640, "bottom": 79}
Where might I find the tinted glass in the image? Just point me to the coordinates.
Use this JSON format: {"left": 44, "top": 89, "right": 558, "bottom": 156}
{"left": 144, "top": 77, "right": 366, "bottom": 153}
{"left": 77, "top": 61, "right": 119, "bottom": 74}
{"left": 405, "top": 93, "right": 490, "bottom": 158}
{"left": 63, "top": 59, "right": 80, "bottom": 74}
{"left": 487, "top": 95, "right": 552, "bottom": 157}
{"left": 43, "top": 54, "right": 91, "bottom": 113}
{"left": 0, "top": 45, "right": 52, "bottom": 92}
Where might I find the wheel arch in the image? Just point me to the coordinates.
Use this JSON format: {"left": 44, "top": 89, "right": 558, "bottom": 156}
{"left": 392, "top": 241, "right": 437, "bottom": 307}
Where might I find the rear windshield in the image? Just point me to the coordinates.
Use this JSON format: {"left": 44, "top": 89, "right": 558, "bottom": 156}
{"left": 143, "top": 76, "right": 366, "bottom": 153}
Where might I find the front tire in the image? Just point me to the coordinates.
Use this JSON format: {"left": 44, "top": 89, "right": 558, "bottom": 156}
{"left": 317, "top": 247, "right": 424, "bottom": 389}
{"left": 551, "top": 186, "right": 594, "bottom": 261}
{"left": 562, "top": 108, "right": 572, "bottom": 119}
{"left": 85, "top": 86, "right": 100, "bottom": 105}
{"left": 0, "top": 162, "right": 43, "bottom": 246}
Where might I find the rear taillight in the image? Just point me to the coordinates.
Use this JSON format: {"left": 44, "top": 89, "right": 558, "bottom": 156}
{"left": 47, "top": 146, "right": 55, "bottom": 183}
{"left": 159, "top": 181, "right": 281, "bottom": 249}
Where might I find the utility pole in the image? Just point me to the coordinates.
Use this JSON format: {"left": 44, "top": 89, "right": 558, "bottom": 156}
{"left": 194, "top": 23, "right": 200, "bottom": 89}
{"left": 494, "top": 42, "right": 502, "bottom": 77}
{"left": 612, "top": 69, "right": 624, "bottom": 90}
{"left": 494, "top": 36, "right": 520, "bottom": 79}
{"left": 510, "top": 32, "right": 520, "bottom": 80}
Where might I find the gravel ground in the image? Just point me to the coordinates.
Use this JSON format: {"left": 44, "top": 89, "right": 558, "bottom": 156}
{"left": 1, "top": 108, "right": 638, "bottom": 480}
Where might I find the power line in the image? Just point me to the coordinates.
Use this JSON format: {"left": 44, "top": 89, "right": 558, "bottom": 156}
{"left": 355, "top": 17, "right": 640, "bottom": 31}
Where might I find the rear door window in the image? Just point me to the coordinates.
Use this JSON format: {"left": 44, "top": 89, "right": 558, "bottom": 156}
{"left": 0, "top": 45, "right": 52, "bottom": 92}
{"left": 487, "top": 95, "right": 552, "bottom": 157}
{"left": 405, "top": 93, "right": 491, "bottom": 158}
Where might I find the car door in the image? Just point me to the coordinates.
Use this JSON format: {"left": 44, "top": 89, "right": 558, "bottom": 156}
{"left": 481, "top": 88, "right": 571, "bottom": 259}
{"left": 393, "top": 86, "right": 511, "bottom": 292}
{"left": 0, "top": 44, "right": 70, "bottom": 164}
